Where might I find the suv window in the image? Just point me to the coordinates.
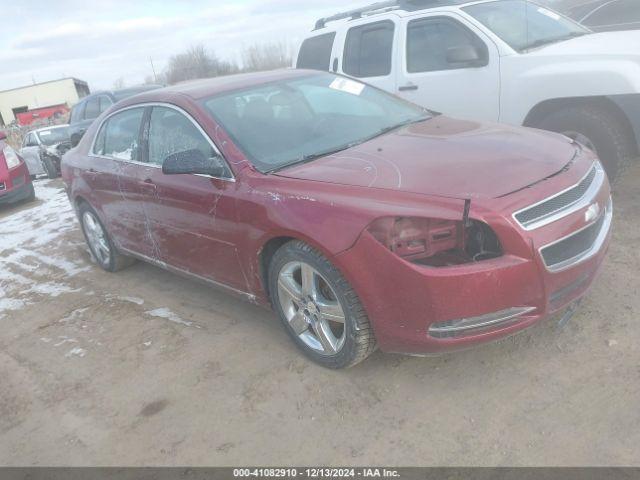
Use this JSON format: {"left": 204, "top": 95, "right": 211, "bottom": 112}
{"left": 148, "top": 106, "right": 229, "bottom": 176}
{"left": 343, "top": 21, "right": 395, "bottom": 78}
{"left": 98, "top": 96, "right": 113, "bottom": 114}
{"left": 407, "top": 17, "right": 488, "bottom": 73}
{"left": 70, "top": 102, "right": 85, "bottom": 124}
{"left": 84, "top": 96, "right": 101, "bottom": 120}
{"left": 297, "top": 32, "right": 336, "bottom": 71}
{"left": 93, "top": 108, "right": 144, "bottom": 161}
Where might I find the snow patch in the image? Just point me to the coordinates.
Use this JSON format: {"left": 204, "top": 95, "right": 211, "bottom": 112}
{"left": 145, "top": 307, "right": 198, "bottom": 328}
{"left": 65, "top": 347, "right": 87, "bottom": 358}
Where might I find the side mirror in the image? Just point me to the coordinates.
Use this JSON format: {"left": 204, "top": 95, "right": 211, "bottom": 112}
{"left": 446, "top": 45, "right": 482, "bottom": 67}
{"left": 162, "top": 149, "right": 227, "bottom": 178}
{"left": 0, "top": 131, "right": 6, "bottom": 141}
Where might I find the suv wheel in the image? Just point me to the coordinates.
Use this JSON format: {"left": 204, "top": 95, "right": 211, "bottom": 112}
{"left": 537, "top": 106, "right": 635, "bottom": 181}
{"left": 78, "top": 203, "right": 135, "bottom": 272}
{"left": 268, "top": 240, "right": 376, "bottom": 369}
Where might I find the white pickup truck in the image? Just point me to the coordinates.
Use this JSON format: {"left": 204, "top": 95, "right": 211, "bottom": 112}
{"left": 296, "top": 0, "right": 640, "bottom": 179}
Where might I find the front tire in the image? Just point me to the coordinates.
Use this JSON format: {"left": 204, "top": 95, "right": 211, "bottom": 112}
{"left": 536, "top": 106, "right": 635, "bottom": 181}
{"left": 268, "top": 241, "right": 376, "bottom": 369}
{"left": 42, "top": 156, "right": 58, "bottom": 179}
{"left": 78, "top": 203, "right": 135, "bottom": 272}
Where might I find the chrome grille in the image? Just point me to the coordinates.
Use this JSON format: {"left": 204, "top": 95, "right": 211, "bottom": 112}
{"left": 514, "top": 163, "right": 602, "bottom": 230}
{"left": 540, "top": 198, "right": 612, "bottom": 272}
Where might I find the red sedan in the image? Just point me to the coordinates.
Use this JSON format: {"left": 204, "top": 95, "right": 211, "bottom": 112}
{"left": 62, "top": 70, "right": 612, "bottom": 368}
{"left": 0, "top": 131, "right": 35, "bottom": 206}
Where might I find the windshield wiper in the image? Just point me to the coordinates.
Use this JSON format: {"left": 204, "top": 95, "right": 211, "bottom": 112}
{"left": 523, "top": 31, "right": 589, "bottom": 51}
{"left": 267, "top": 115, "right": 431, "bottom": 174}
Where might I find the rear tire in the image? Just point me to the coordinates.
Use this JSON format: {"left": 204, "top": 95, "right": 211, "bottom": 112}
{"left": 78, "top": 202, "right": 135, "bottom": 272}
{"left": 536, "top": 106, "right": 635, "bottom": 181}
{"left": 268, "top": 240, "right": 376, "bottom": 369}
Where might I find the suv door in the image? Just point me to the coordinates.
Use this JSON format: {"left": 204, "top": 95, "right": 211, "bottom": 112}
{"left": 340, "top": 19, "right": 398, "bottom": 93}
{"left": 136, "top": 105, "right": 245, "bottom": 289}
{"left": 396, "top": 13, "right": 500, "bottom": 121}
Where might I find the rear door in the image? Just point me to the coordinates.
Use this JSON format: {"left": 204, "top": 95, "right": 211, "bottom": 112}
{"left": 396, "top": 13, "right": 500, "bottom": 121}
{"left": 339, "top": 18, "right": 399, "bottom": 93}
{"left": 89, "top": 106, "right": 149, "bottom": 254}
{"left": 135, "top": 105, "right": 245, "bottom": 289}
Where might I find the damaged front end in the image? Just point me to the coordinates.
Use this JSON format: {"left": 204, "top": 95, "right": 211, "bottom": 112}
{"left": 365, "top": 202, "right": 502, "bottom": 268}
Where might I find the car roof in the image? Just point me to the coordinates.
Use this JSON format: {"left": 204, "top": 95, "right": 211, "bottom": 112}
{"left": 32, "top": 124, "right": 69, "bottom": 133}
{"left": 124, "top": 69, "right": 318, "bottom": 103}
{"left": 312, "top": 0, "right": 494, "bottom": 30}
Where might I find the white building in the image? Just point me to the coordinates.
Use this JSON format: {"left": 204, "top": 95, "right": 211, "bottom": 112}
{"left": 0, "top": 78, "right": 90, "bottom": 126}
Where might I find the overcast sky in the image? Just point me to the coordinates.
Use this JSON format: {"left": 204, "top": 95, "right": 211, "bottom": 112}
{"left": 0, "top": 0, "right": 350, "bottom": 92}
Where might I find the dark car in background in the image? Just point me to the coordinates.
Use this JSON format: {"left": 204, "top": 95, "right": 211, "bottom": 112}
{"left": 68, "top": 85, "right": 163, "bottom": 146}
{"left": 544, "top": 0, "right": 640, "bottom": 31}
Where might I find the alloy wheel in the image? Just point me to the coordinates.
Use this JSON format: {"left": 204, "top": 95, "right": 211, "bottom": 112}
{"left": 277, "top": 261, "right": 347, "bottom": 355}
{"left": 82, "top": 211, "right": 111, "bottom": 266}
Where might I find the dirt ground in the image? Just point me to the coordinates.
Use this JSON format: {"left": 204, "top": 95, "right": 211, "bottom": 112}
{"left": 1, "top": 166, "right": 639, "bottom": 467}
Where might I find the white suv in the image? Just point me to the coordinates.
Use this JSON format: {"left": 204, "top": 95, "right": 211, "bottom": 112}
{"left": 296, "top": 0, "right": 640, "bottom": 179}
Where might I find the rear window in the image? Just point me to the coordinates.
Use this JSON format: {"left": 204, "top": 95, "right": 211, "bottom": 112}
{"left": 343, "top": 21, "right": 395, "bottom": 78}
{"left": 297, "top": 32, "right": 336, "bottom": 71}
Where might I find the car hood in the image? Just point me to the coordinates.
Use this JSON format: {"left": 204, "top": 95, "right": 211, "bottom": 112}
{"left": 530, "top": 30, "right": 640, "bottom": 56}
{"left": 274, "top": 116, "right": 577, "bottom": 200}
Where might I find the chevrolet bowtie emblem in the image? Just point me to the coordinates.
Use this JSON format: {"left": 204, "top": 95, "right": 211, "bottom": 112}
{"left": 585, "top": 203, "right": 601, "bottom": 223}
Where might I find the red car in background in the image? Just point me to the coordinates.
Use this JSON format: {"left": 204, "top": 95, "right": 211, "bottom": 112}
{"left": 62, "top": 70, "right": 612, "bottom": 368}
{"left": 0, "top": 131, "right": 35, "bottom": 206}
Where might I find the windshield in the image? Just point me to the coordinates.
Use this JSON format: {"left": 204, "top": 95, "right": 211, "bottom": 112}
{"left": 203, "top": 73, "right": 430, "bottom": 173}
{"left": 36, "top": 127, "right": 70, "bottom": 146}
{"left": 464, "top": 0, "right": 589, "bottom": 52}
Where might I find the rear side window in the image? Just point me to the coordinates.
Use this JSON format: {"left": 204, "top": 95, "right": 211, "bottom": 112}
{"left": 84, "top": 97, "right": 100, "bottom": 120}
{"left": 407, "top": 18, "right": 488, "bottom": 73}
{"left": 93, "top": 108, "right": 144, "bottom": 161}
{"left": 297, "top": 32, "right": 336, "bottom": 71}
{"left": 343, "top": 21, "right": 395, "bottom": 78}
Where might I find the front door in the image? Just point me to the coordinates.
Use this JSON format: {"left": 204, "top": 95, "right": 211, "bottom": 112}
{"left": 396, "top": 13, "right": 500, "bottom": 122}
{"left": 20, "top": 133, "right": 44, "bottom": 176}
{"left": 136, "top": 105, "right": 246, "bottom": 291}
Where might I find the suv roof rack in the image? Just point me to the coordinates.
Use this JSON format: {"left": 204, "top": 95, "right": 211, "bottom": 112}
{"left": 314, "top": 0, "right": 468, "bottom": 30}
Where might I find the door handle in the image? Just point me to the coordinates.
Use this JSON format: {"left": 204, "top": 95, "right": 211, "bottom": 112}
{"left": 399, "top": 84, "right": 419, "bottom": 92}
{"left": 140, "top": 178, "right": 157, "bottom": 192}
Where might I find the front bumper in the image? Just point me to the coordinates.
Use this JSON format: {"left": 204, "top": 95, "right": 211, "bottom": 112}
{"left": 334, "top": 160, "right": 612, "bottom": 355}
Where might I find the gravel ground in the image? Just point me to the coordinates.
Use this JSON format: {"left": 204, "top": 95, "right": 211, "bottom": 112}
{"left": 0, "top": 166, "right": 639, "bottom": 466}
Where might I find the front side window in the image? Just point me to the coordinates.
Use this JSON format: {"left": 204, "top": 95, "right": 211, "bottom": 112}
{"left": 203, "top": 73, "right": 429, "bottom": 173}
{"left": 93, "top": 108, "right": 144, "bottom": 161}
{"left": 343, "top": 21, "right": 395, "bottom": 78}
{"left": 407, "top": 18, "right": 488, "bottom": 73}
{"left": 148, "top": 106, "right": 230, "bottom": 177}
{"left": 464, "top": 0, "right": 589, "bottom": 52}
{"left": 297, "top": 32, "right": 336, "bottom": 71}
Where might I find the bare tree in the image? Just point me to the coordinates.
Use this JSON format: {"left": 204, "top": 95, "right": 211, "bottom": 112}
{"left": 241, "top": 41, "right": 293, "bottom": 72}
{"left": 164, "top": 45, "right": 238, "bottom": 85}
